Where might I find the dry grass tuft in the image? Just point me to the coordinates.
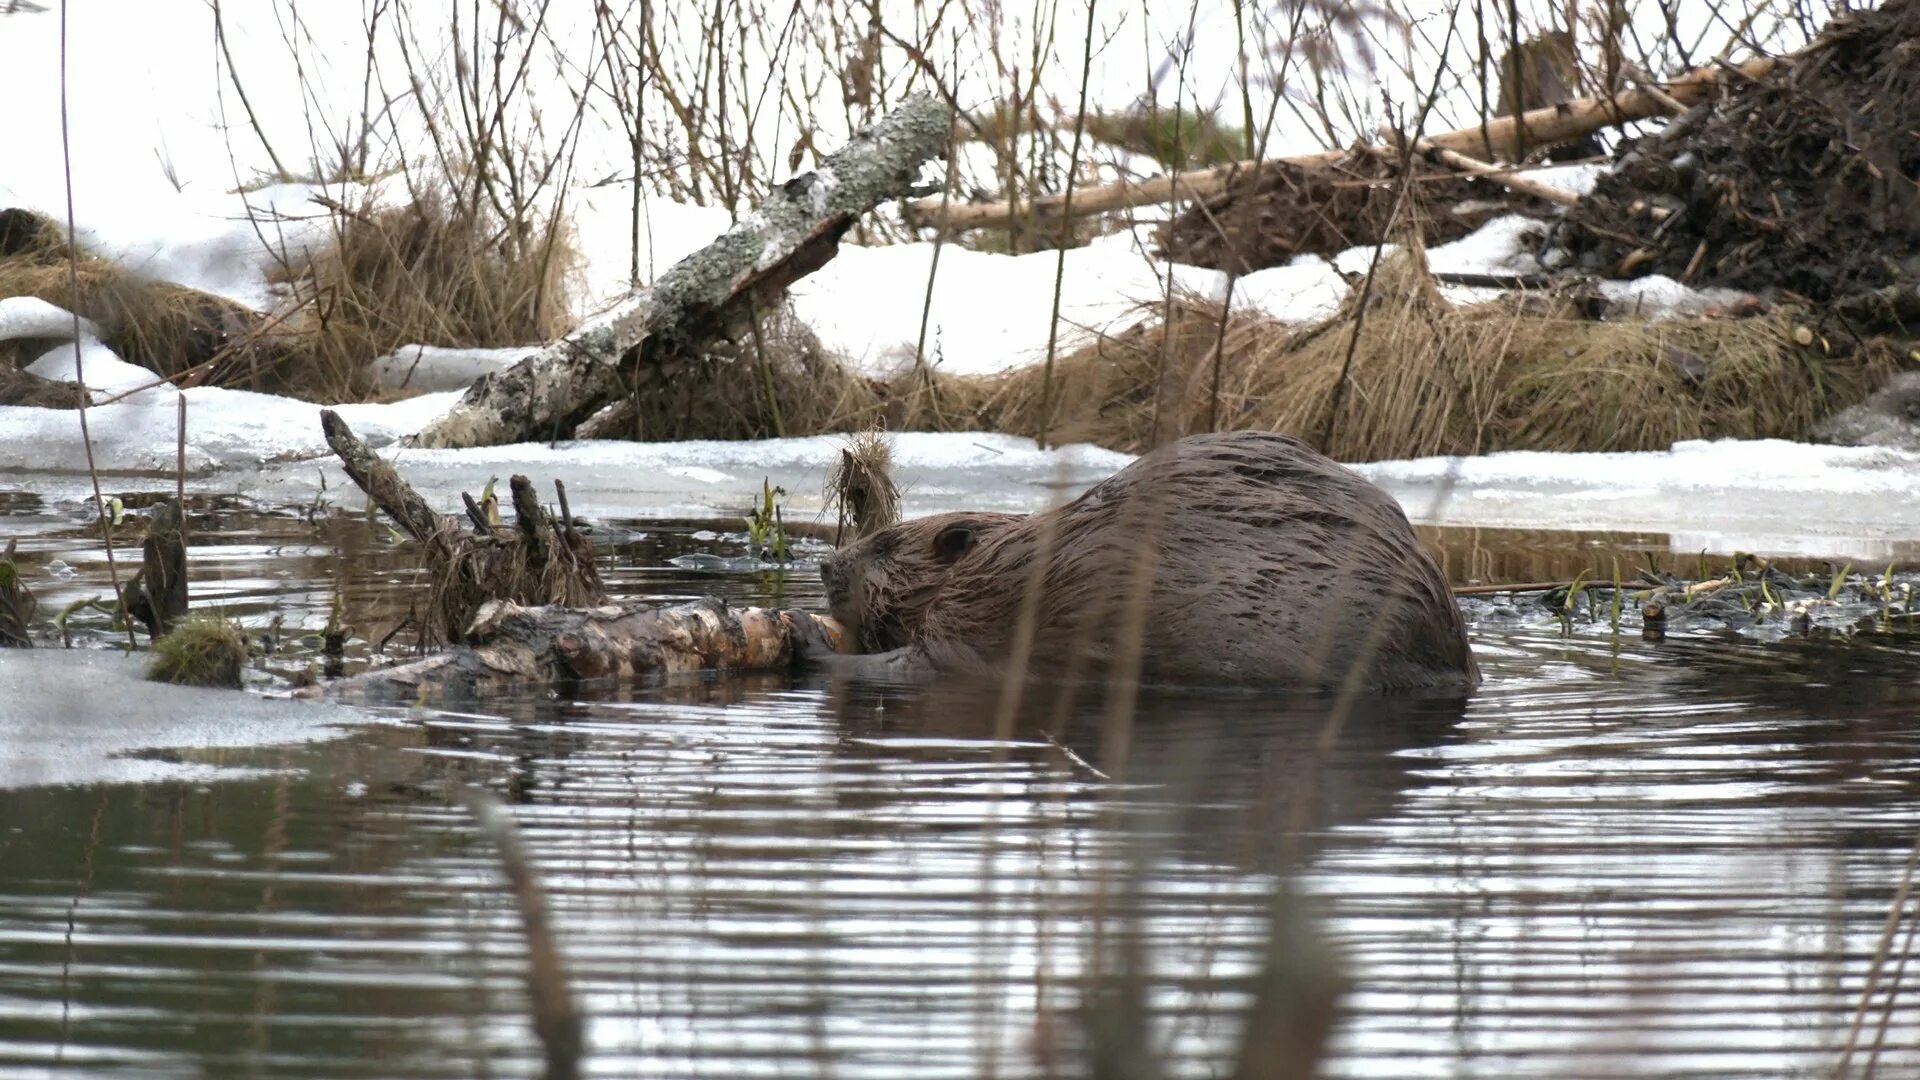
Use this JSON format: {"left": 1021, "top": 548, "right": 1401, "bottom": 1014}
{"left": 272, "top": 189, "right": 577, "bottom": 401}
{"left": 0, "top": 188, "right": 578, "bottom": 404}
{"left": 827, "top": 429, "right": 902, "bottom": 542}
{"left": 980, "top": 260, "right": 1901, "bottom": 460}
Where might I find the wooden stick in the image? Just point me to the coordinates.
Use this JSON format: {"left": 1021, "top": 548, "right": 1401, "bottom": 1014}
{"left": 1365, "top": 139, "right": 1580, "bottom": 207}
{"left": 907, "top": 56, "right": 1779, "bottom": 233}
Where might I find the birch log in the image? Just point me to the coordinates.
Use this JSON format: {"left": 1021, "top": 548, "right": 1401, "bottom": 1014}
{"left": 406, "top": 93, "right": 953, "bottom": 450}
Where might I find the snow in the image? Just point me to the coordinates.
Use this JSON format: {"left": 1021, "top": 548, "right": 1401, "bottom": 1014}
{"left": 1596, "top": 275, "right": 1757, "bottom": 317}
{"left": 792, "top": 230, "right": 1227, "bottom": 377}
{"left": 1358, "top": 439, "right": 1920, "bottom": 561}
{"left": 0, "top": 387, "right": 461, "bottom": 474}
{"left": 26, "top": 338, "right": 170, "bottom": 402}
{"left": 369, "top": 345, "right": 535, "bottom": 393}
{"left": 0, "top": 296, "right": 96, "bottom": 342}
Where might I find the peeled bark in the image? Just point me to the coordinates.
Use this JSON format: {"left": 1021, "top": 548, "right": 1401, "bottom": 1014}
{"left": 322, "top": 598, "right": 843, "bottom": 700}
{"left": 406, "top": 93, "right": 953, "bottom": 450}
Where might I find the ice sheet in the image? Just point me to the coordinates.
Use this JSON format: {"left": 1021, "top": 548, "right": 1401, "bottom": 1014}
{"left": 1358, "top": 438, "right": 1920, "bottom": 561}
{"left": 0, "top": 650, "right": 363, "bottom": 788}
{"left": 0, "top": 387, "right": 462, "bottom": 473}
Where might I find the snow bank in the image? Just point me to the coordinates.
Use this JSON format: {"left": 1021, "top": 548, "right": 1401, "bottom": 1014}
{"left": 369, "top": 345, "right": 536, "bottom": 393}
{"left": 0, "top": 387, "right": 461, "bottom": 474}
{"left": 790, "top": 229, "right": 1226, "bottom": 377}
{"left": 25, "top": 339, "right": 169, "bottom": 402}
{"left": 0, "top": 296, "right": 96, "bottom": 342}
{"left": 1359, "top": 438, "right": 1920, "bottom": 560}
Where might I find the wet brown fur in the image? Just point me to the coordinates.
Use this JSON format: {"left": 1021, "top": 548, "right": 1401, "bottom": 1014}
{"left": 810, "top": 432, "right": 1478, "bottom": 691}
{"left": 822, "top": 511, "right": 1026, "bottom": 652}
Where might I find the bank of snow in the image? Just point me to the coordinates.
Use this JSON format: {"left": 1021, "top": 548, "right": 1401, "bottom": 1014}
{"left": 0, "top": 386, "right": 461, "bottom": 473}
{"left": 1358, "top": 439, "right": 1920, "bottom": 560}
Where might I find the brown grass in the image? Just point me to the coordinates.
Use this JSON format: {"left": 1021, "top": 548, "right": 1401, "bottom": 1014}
{"left": 977, "top": 258, "right": 1903, "bottom": 459}
{"left": 0, "top": 188, "right": 578, "bottom": 403}
{"left": 147, "top": 615, "right": 250, "bottom": 689}
{"left": 0, "top": 246, "right": 288, "bottom": 388}
{"left": 271, "top": 188, "right": 577, "bottom": 401}
{"left": 581, "top": 304, "right": 993, "bottom": 441}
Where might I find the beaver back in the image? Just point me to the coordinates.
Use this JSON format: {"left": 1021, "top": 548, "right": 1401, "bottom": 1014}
{"left": 911, "top": 432, "right": 1476, "bottom": 690}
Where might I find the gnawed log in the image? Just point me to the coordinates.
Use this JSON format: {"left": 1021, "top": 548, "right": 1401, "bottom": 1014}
{"left": 321, "top": 598, "right": 844, "bottom": 700}
{"left": 406, "top": 93, "right": 953, "bottom": 450}
{"left": 907, "top": 56, "right": 1778, "bottom": 234}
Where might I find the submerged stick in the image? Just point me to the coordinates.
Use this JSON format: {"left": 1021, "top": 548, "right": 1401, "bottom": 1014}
{"left": 458, "top": 786, "right": 583, "bottom": 1080}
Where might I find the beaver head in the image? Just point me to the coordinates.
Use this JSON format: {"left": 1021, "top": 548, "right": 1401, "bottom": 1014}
{"left": 819, "top": 511, "right": 1025, "bottom": 653}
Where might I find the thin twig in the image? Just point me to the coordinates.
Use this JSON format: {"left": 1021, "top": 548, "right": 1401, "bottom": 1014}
{"left": 1035, "top": 0, "right": 1099, "bottom": 451}
{"left": 58, "top": 0, "right": 134, "bottom": 650}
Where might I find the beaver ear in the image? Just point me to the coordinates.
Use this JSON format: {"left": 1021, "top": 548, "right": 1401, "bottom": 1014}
{"left": 931, "top": 523, "right": 976, "bottom": 563}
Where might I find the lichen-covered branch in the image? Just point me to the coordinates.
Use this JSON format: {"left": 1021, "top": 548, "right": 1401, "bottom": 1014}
{"left": 407, "top": 92, "right": 952, "bottom": 450}
{"left": 321, "top": 599, "right": 844, "bottom": 700}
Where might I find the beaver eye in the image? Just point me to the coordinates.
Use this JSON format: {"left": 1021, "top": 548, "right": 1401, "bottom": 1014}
{"left": 931, "top": 524, "right": 975, "bottom": 563}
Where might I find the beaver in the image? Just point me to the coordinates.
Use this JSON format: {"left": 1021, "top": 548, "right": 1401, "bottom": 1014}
{"left": 794, "top": 431, "right": 1478, "bottom": 691}
{"left": 820, "top": 510, "right": 1027, "bottom": 653}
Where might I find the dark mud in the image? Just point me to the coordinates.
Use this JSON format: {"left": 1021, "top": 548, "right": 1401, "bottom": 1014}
{"left": 1564, "top": 0, "right": 1920, "bottom": 320}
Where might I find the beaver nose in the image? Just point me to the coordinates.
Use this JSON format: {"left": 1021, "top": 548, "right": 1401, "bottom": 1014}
{"left": 819, "top": 558, "right": 840, "bottom": 589}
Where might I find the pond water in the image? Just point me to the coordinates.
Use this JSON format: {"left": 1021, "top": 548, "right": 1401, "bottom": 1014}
{"left": 2, "top": 490, "right": 1919, "bottom": 1078}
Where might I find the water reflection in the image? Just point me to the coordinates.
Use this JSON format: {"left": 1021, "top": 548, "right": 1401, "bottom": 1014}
{"left": 1, "top": 499, "right": 1919, "bottom": 1076}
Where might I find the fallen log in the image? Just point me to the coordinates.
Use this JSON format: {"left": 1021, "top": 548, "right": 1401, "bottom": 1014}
{"left": 907, "top": 56, "right": 1779, "bottom": 234}
{"left": 406, "top": 93, "right": 953, "bottom": 450}
{"left": 320, "top": 598, "right": 841, "bottom": 699}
